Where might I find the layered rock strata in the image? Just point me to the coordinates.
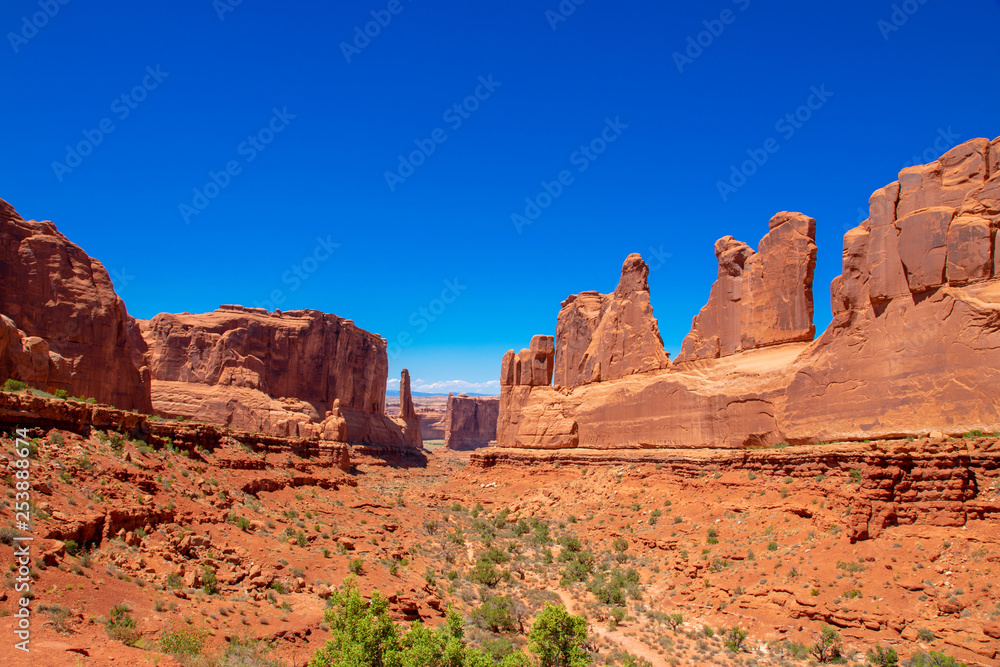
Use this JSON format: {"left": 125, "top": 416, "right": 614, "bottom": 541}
{"left": 498, "top": 137, "right": 1000, "bottom": 450}
{"left": 444, "top": 394, "right": 499, "bottom": 450}
{"left": 142, "top": 306, "right": 418, "bottom": 445}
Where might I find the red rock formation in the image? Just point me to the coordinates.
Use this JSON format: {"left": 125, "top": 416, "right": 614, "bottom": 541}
{"left": 0, "top": 199, "right": 151, "bottom": 411}
{"left": 444, "top": 394, "right": 499, "bottom": 450}
{"left": 384, "top": 394, "right": 447, "bottom": 440}
{"left": 498, "top": 137, "right": 1000, "bottom": 450}
{"left": 554, "top": 254, "right": 670, "bottom": 388}
{"left": 677, "top": 212, "right": 817, "bottom": 362}
{"left": 397, "top": 369, "right": 422, "bottom": 448}
{"left": 142, "top": 306, "right": 414, "bottom": 445}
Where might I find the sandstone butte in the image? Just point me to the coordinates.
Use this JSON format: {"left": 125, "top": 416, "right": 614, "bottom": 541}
{"left": 140, "top": 307, "right": 420, "bottom": 447}
{"left": 444, "top": 393, "right": 500, "bottom": 450}
{"left": 0, "top": 197, "right": 422, "bottom": 449}
{"left": 498, "top": 136, "right": 1000, "bottom": 451}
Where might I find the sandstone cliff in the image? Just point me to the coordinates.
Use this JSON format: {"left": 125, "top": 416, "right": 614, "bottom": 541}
{"left": 0, "top": 199, "right": 151, "bottom": 411}
{"left": 142, "top": 306, "right": 418, "bottom": 445}
{"left": 677, "top": 212, "right": 817, "bottom": 362}
{"left": 444, "top": 394, "right": 499, "bottom": 450}
{"left": 498, "top": 137, "right": 1000, "bottom": 450}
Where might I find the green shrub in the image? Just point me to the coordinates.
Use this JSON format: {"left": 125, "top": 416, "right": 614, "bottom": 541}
{"left": 64, "top": 539, "right": 79, "bottom": 556}
{"left": 528, "top": 604, "right": 589, "bottom": 667}
{"left": 3, "top": 379, "right": 27, "bottom": 392}
{"left": 105, "top": 602, "right": 140, "bottom": 646}
{"left": 907, "top": 651, "right": 967, "bottom": 667}
{"left": 54, "top": 389, "right": 68, "bottom": 399}
{"left": 725, "top": 626, "right": 748, "bottom": 653}
{"left": 470, "top": 596, "right": 519, "bottom": 633}
{"left": 203, "top": 566, "right": 219, "bottom": 595}
{"left": 348, "top": 558, "right": 364, "bottom": 575}
{"left": 810, "top": 625, "right": 842, "bottom": 663}
{"left": 468, "top": 560, "right": 502, "bottom": 587}
{"left": 917, "top": 628, "right": 936, "bottom": 642}
{"left": 767, "top": 541, "right": 778, "bottom": 551}
{"left": 867, "top": 644, "right": 899, "bottom": 667}
{"left": 159, "top": 626, "right": 208, "bottom": 659}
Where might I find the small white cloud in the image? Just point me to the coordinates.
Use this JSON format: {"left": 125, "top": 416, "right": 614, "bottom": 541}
{"left": 386, "top": 378, "right": 400, "bottom": 388}
{"left": 411, "top": 379, "right": 500, "bottom": 394}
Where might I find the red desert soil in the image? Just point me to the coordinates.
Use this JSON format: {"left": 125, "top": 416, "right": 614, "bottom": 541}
{"left": 1, "top": 420, "right": 998, "bottom": 667}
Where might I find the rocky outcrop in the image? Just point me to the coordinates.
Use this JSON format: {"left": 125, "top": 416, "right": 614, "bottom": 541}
{"left": 0, "top": 199, "right": 151, "bottom": 411}
{"left": 677, "top": 212, "right": 817, "bottom": 362}
{"left": 497, "top": 137, "right": 1000, "bottom": 451}
{"left": 397, "top": 369, "right": 422, "bottom": 448}
{"left": 444, "top": 394, "right": 499, "bottom": 450}
{"left": 553, "top": 254, "right": 670, "bottom": 388}
{"left": 142, "top": 306, "right": 414, "bottom": 445}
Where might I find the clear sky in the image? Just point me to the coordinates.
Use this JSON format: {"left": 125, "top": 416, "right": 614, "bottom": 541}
{"left": 2, "top": 0, "right": 998, "bottom": 394}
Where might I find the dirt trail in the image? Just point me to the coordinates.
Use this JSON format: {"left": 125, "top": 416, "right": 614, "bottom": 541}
{"left": 549, "top": 588, "right": 668, "bottom": 667}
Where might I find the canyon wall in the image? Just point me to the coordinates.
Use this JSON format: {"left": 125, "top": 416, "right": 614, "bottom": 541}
{"left": 0, "top": 199, "right": 151, "bottom": 411}
{"left": 444, "top": 394, "right": 499, "bottom": 450}
{"left": 498, "top": 137, "right": 1000, "bottom": 450}
{"left": 142, "top": 306, "right": 419, "bottom": 445}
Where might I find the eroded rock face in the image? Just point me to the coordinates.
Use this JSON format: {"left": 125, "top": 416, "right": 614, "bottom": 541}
{"left": 677, "top": 212, "right": 817, "bottom": 362}
{"left": 444, "top": 394, "right": 499, "bottom": 450}
{"left": 397, "top": 369, "right": 422, "bottom": 448}
{"left": 554, "top": 254, "right": 670, "bottom": 389}
{"left": 0, "top": 200, "right": 151, "bottom": 411}
{"left": 498, "top": 137, "right": 1000, "bottom": 450}
{"left": 143, "top": 306, "right": 412, "bottom": 444}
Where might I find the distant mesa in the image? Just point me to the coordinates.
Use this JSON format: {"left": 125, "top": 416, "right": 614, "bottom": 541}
{"left": 499, "top": 136, "right": 1000, "bottom": 450}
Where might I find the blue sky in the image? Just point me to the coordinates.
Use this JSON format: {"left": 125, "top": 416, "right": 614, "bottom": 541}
{"left": 2, "top": 0, "right": 998, "bottom": 395}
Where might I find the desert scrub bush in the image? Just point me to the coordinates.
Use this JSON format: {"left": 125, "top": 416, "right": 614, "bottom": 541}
{"left": 2, "top": 379, "right": 27, "bottom": 392}
{"left": 588, "top": 567, "right": 640, "bottom": 605}
{"left": 348, "top": 558, "right": 364, "bottom": 575}
{"left": 725, "top": 626, "right": 748, "bottom": 653}
{"left": 470, "top": 595, "right": 520, "bottom": 633}
{"left": 63, "top": 539, "right": 79, "bottom": 555}
{"left": 706, "top": 528, "right": 718, "bottom": 545}
{"left": 468, "top": 560, "right": 503, "bottom": 587}
{"left": 917, "top": 628, "right": 936, "bottom": 642}
{"left": 203, "top": 566, "right": 219, "bottom": 595}
{"left": 105, "top": 602, "right": 141, "bottom": 646}
{"left": 39, "top": 603, "right": 72, "bottom": 633}
{"left": 906, "top": 651, "right": 967, "bottom": 667}
{"left": 159, "top": 626, "right": 208, "bottom": 660}
{"left": 837, "top": 560, "right": 866, "bottom": 574}
{"left": 867, "top": 644, "right": 899, "bottom": 666}
{"left": 767, "top": 541, "right": 778, "bottom": 551}
{"left": 810, "top": 625, "right": 842, "bottom": 663}
{"left": 849, "top": 468, "right": 863, "bottom": 484}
